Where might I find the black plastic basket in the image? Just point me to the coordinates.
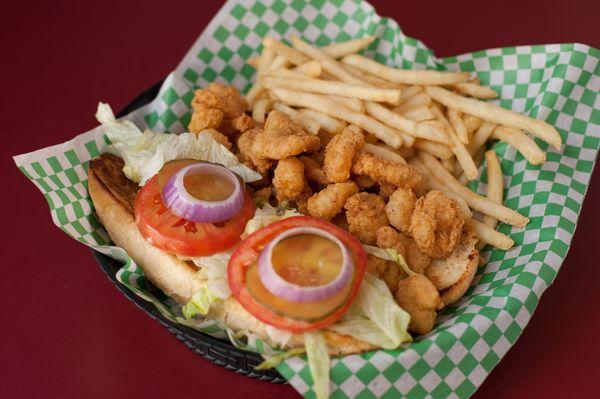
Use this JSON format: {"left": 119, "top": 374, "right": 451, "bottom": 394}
{"left": 90, "top": 81, "right": 286, "bottom": 384}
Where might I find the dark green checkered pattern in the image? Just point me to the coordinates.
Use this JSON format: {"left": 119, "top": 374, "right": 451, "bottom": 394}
{"left": 13, "top": 1, "right": 600, "bottom": 398}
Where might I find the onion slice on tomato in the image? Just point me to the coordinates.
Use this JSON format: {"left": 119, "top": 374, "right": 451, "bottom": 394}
{"left": 258, "top": 226, "right": 354, "bottom": 303}
{"left": 161, "top": 162, "right": 244, "bottom": 223}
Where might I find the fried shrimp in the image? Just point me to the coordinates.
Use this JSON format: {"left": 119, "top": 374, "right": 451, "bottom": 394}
{"left": 299, "top": 156, "right": 331, "bottom": 185}
{"left": 307, "top": 181, "right": 358, "bottom": 220}
{"left": 252, "top": 111, "right": 321, "bottom": 160}
{"left": 410, "top": 190, "right": 466, "bottom": 259}
{"left": 323, "top": 127, "right": 364, "bottom": 183}
{"left": 273, "top": 156, "right": 305, "bottom": 202}
{"left": 188, "top": 83, "right": 249, "bottom": 135}
{"left": 351, "top": 151, "right": 427, "bottom": 196}
{"left": 344, "top": 192, "right": 389, "bottom": 245}
{"left": 376, "top": 226, "right": 430, "bottom": 274}
{"left": 236, "top": 128, "right": 273, "bottom": 175}
{"left": 395, "top": 274, "right": 443, "bottom": 334}
{"left": 198, "top": 129, "right": 232, "bottom": 150}
{"left": 386, "top": 188, "right": 417, "bottom": 234}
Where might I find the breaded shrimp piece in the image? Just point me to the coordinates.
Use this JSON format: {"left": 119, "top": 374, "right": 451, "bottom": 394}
{"left": 236, "top": 128, "right": 273, "bottom": 175}
{"left": 323, "top": 128, "right": 364, "bottom": 183}
{"left": 386, "top": 188, "right": 417, "bottom": 234}
{"left": 394, "top": 274, "right": 443, "bottom": 334}
{"left": 376, "top": 226, "right": 430, "bottom": 274}
{"left": 273, "top": 157, "right": 305, "bottom": 202}
{"left": 410, "top": 190, "right": 466, "bottom": 259}
{"left": 378, "top": 184, "right": 397, "bottom": 201}
{"left": 366, "top": 254, "right": 388, "bottom": 278}
{"left": 352, "top": 151, "right": 427, "bottom": 196}
{"left": 295, "top": 182, "right": 313, "bottom": 215}
{"left": 299, "top": 156, "right": 330, "bottom": 185}
{"left": 252, "top": 111, "right": 321, "bottom": 160}
{"left": 230, "top": 113, "right": 255, "bottom": 133}
{"left": 198, "top": 129, "right": 232, "bottom": 150}
{"left": 331, "top": 212, "right": 349, "bottom": 232}
{"left": 307, "top": 181, "right": 358, "bottom": 221}
{"left": 354, "top": 175, "right": 376, "bottom": 190}
{"left": 253, "top": 186, "right": 272, "bottom": 202}
{"left": 344, "top": 192, "right": 389, "bottom": 245}
{"left": 188, "top": 83, "right": 249, "bottom": 135}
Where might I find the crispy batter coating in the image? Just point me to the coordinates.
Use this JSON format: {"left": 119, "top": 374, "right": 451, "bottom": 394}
{"left": 252, "top": 111, "right": 321, "bottom": 160}
{"left": 273, "top": 157, "right": 305, "bottom": 202}
{"left": 352, "top": 151, "right": 426, "bottom": 196}
{"left": 253, "top": 186, "right": 272, "bottom": 202}
{"left": 344, "top": 193, "right": 389, "bottom": 245}
{"left": 410, "top": 190, "right": 466, "bottom": 259}
{"left": 295, "top": 182, "right": 313, "bottom": 215}
{"left": 188, "top": 108, "right": 223, "bottom": 133}
{"left": 376, "top": 226, "right": 430, "bottom": 274}
{"left": 386, "top": 188, "right": 417, "bottom": 234}
{"left": 366, "top": 254, "right": 388, "bottom": 278}
{"left": 198, "top": 129, "right": 232, "bottom": 150}
{"left": 231, "top": 113, "right": 255, "bottom": 133}
{"left": 299, "top": 156, "right": 330, "bottom": 185}
{"left": 236, "top": 128, "right": 273, "bottom": 175}
{"left": 395, "top": 274, "right": 443, "bottom": 334}
{"left": 354, "top": 175, "right": 376, "bottom": 190}
{"left": 188, "top": 83, "right": 249, "bottom": 135}
{"left": 323, "top": 128, "right": 364, "bottom": 183}
{"left": 378, "top": 184, "right": 397, "bottom": 201}
{"left": 307, "top": 181, "right": 358, "bottom": 221}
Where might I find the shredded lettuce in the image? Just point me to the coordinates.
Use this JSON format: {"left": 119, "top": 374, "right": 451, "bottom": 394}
{"left": 304, "top": 332, "right": 330, "bottom": 399}
{"left": 243, "top": 201, "right": 302, "bottom": 237}
{"left": 182, "top": 284, "right": 218, "bottom": 319}
{"left": 96, "top": 102, "right": 261, "bottom": 185}
{"left": 187, "top": 250, "right": 234, "bottom": 299}
{"left": 255, "top": 347, "right": 306, "bottom": 370}
{"left": 265, "top": 325, "right": 293, "bottom": 349}
{"left": 328, "top": 308, "right": 400, "bottom": 350}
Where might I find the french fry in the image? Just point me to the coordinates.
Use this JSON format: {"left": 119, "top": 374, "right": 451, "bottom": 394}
{"left": 272, "top": 102, "right": 320, "bottom": 135}
{"left": 293, "top": 60, "right": 322, "bottom": 77}
{"left": 363, "top": 143, "right": 407, "bottom": 164}
{"left": 264, "top": 54, "right": 290, "bottom": 74}
{"left": 347, "top": 124, "right": 363, "bottom": 134}
{"left": 325, "top": 95, "right": 364, "bottom": 113}
{"left": 262, "top": 37, "right": 310, "bottom": 66}
{"left": 342, "top": 54, "right": 471, "bottom": 85}
{"left": 247, "top": 56, "right": 260, "bottom": 69}
{"left": 458, "top": 146, "right": 485, "bottom": 185}
{"left": 492, "top": 126, "right": 546, "bottom": 165}
{"left": 321, "top": 36, "right": 376, "bottom": 58}
{"left": 454, "top": 82, "right": 499, "bottom": 99}
{"left": 270, "top": 88, "right": 404, "bottom": 148}
{"left": 298, "top": 108, "right": 346, "bottom": 134}
{"left": 400, "top": 106, "right": 435, "bottom": 122}
{"left": 463, "top": 114, "right": 483, "bottom": 135}
{"left": 252, "top": 97, "right": 272, "bottom": 123}
{"left": 246, "top": 48, "right": 275, "bottom": 105}
{"left": 425, "top": 86, "right": 562, "bottom": 149}
{"left": 392, "top": 92, "right": 432, "bottom": 114}
{"left": 414, "top": 139, "right": 454, "bottom": 160}
{"left": 482, "top": 150, "right": 503, "bottom": 228}
{"left": 400, "top": 85, "right": 423, "bottom": 101}
{"left": 261, "top": 75, "right": 402, "bottom": 103}
{"left": 339, "top": 62, "right": 405, "bottom": 89}
{"left": 469, "top": 121, "right": 496, "bottom": 155}
{"left": 431, "top": 105, "right": 478, "bottom": 180}
{"left": 409, "top": 157, "right": 472, "bottom": 218}
{"left": 418, "top": 152, "right": 529, "bottom": 227}
{"left": 441, "top": 157, "right": 456, "bottom": 174}
{"left": 467, "top": 219, "right": 514, "bottom": 250}
{"left": 364, "top": 102, "right": 447, "bottom": 143}
{"left": 447, "top": 108, "right": 469, "bottom": 144}
{"left": 268, "top": 68, "right": 313, "bottom": 80}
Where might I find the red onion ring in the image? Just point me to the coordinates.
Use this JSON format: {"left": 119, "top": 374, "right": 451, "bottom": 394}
{"left": 161, "top": 162, "right": 244, "bottom": 223}
{"left": 258, "top": 227, "right": 354, "bottom": 303}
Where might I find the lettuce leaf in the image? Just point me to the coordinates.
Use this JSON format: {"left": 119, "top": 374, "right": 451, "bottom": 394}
{"left": 255, "top": 347, "right": 305, "bottom": 370}
{"left": 182, "top": 284, "right": 218, "bottom": 319}
{"left": 187, "top": 250, "right": 234, "bottom": 300}
{"left": 363, "top": 245, "right": 416, "bottom": 276}
{"left": 96, "top": 103, "right": 261, "bottom": 185}
{"left": 304, "top": 332, "right": 330, "bottom": 399}
{"left": 242, "top": 201, "right": 302, "bottom": 237}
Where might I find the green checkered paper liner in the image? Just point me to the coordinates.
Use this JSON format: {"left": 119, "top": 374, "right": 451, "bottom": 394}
{"left": 13, "top": 0, "right": 600, "bottom": 397}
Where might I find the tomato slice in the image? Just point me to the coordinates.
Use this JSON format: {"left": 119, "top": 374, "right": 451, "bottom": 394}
{"left": 134, "top": 175, "right": 255, "bottom": 257}
{"left": 228, "top": 216, "right": 367, "bottom": 333}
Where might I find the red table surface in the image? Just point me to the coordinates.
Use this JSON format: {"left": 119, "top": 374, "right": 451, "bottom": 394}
{"left": 3, "top": 1, "right": 599, "bottom": 398}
